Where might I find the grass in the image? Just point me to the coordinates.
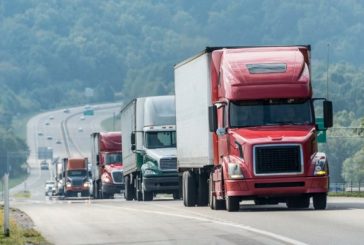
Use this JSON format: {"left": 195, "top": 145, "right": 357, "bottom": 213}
{"left": 0, "top": 208, "right": 49, "bottom": 245}
{"left": 101, "top": 115, "right": 121, "bottom": 131}
{"left": 0, "top": 172, "right": 29, "bottom": 192}
{"left": 13, "top": 191, "right": 31, "bottom": 199}
{"left": 328, "top": 192, "right": 364, "bottom": 198}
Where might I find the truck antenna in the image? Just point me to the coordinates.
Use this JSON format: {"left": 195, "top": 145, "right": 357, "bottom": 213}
{"left": 326, "top": 43, "right": 330, "bottom": 99}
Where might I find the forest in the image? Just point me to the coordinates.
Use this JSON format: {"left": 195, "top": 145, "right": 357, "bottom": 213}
{"left": 0, "top": 0, "right": 363, "bottom": 182}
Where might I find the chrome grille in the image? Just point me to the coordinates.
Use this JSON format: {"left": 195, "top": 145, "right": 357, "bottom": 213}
{"left": 71, "top": 179, "right": 83, "bottom": 186}
{"left": 111, "top": 171, "right": 124, "bottom": 184}
{"left": 160, "top": 158, "right": 177, "bottom": 170}
{"left": 254, "top": 145, "right": 302, "bottom": 175}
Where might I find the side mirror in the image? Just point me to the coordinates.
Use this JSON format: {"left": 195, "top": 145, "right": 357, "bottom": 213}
{"left": 208, "top": 105, "right": 218, "bottom": 133}
{"left": 323, "top": 100, "right": 333, "bottom": 128}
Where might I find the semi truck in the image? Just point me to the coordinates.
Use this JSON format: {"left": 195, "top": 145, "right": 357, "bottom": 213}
{"left": 121, "top": 95, "right": 180, "bottom": 201}
{"left": 90, "top": 132, "right": 124, "bottom": 199}
{"left": 174, "top": 46, "right": 333, "bottom": 211}
{"left": 63, "top": 157, "right": 91, "bottom": 197}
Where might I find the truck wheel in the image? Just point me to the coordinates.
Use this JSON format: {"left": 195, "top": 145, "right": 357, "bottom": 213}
{"left": 173, "top": 191, "right": 180, "bottom": 200}
{"left": 286, "top": 196, "right": 310, "bottom": 209}
{"left": 183, "top": 171, "right": 196, "bottom": 207}
{"left": 226, "top": 196, "right": 240, "bottom": 212}
{"left": 313, "top": 193, "right": 327, "bottom": 210}
{"left": 142, "top": 190, "right": 153, "bottom": 201}
{"left": 124, "top": 175, "right": 134, "bottom": 201}
{"left": 197, "top": 173, "right": 208, "bottom": 206}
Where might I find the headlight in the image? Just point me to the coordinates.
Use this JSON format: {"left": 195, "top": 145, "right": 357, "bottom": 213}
{"left": 227, "top": 163, "right": 244, "bottom": 179}
{"left": 314, "top": 159, "right": 327, "bottom": 176}
{"left": 102, "top": 174, "right": 111, "bottom": 183}
{"left": 66, "top": 182, "right": 72, "bottom": 187}
{"left": 83, "top": 181, "right": 91, "bottom": 187}
{"left": 144, "top": 169, "right": 157, "bottom": 176}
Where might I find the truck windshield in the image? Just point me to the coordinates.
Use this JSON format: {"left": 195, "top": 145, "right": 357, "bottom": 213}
{"left": 67, "top": 170, "right": 87, "bottom": 177}
{"left": 229, "top": 99, "right": 313, "bottom": 127}
{"left": 145, "top": 131, "right": 176, "bottom": 149}
{"left": 105, "top": 153, "right": 122, "bottom": 165}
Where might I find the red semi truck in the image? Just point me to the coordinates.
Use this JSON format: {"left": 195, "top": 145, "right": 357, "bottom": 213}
{"left": 90, "top": 132, "right": 124, "bottom": 199}
{"left": 174, "top": 45, "right": 333, "bottom": 211}
{"left": 63, "top": 157, "right": 91, "bottom": 197}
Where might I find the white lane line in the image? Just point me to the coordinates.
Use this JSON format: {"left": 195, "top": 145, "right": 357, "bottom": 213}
{"left": 96, "top": 204, "right": 308, "bottom": 245}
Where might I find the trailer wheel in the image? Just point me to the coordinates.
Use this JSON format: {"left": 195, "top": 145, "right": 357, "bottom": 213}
{"left": 313, "top": 193, "right": 327, "bottom": 210}
{"left": 197, "top": 173, "right": 208, "bottom": 206}
{"left": 183, "top": 171, "right": 196, "bottom": 207}
{"left": 226, "top": 196, "right": 240, "bottom": 212}
{"left": 124, "top": 175, "right": 134, "bottom": 201}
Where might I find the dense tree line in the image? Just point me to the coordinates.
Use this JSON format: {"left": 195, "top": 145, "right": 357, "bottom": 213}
{"left": 0, "top": 0, "right": 364, "bottom": 181}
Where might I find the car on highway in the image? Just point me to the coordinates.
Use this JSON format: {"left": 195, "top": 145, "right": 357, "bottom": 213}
{"left": 49, "top": 115, "right": 54, "bottom": 120}
{"left": 80, "top": 115, "right": 85, "bottom": 120}
{"left": 38, "top": 132, "right": 44, "bottom": 136}
{"left": 47, "top": 135, "right": 53, "bottom": 140}
{"left": 78, "top": 127, "right": 83, "bottom": 132}
{"left": 63, "top": 108, "right": 70, "bottom": 113}
{"left": 56, "top": 139, "right": 62, "bottom": 144}
{"left": 40, "top": 160, "right": 49, "bottom": 170}
{"left": 45, "top": 180, "right": 56, "bottom": 196}
{"left": 45, "top": 122, "right": 50, "bottom": 126}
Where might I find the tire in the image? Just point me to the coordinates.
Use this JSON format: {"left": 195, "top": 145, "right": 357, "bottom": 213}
{"left": 197, "top": 173, "right": 209, "bottom": 206}
{"left": 124, "top": 175, "right": 134, "bottom": 201}
{"left": 226, "top": 196, "right": 240, "bottom": 212}
{"left": 173, "top": 191, "right": 180, "bottom": 200}
{"left": 313, "top": 193, "right": 327, "bottom": 210}
{"left": 183, "top": 171, "right": 196, "bottom": 207}
{"left": 286, "top": 196, "right": 310, "bottom": 209}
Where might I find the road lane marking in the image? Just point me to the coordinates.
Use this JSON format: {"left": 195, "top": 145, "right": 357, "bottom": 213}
{"left": 96, "top": 204, "right": 308, "bottom": 245}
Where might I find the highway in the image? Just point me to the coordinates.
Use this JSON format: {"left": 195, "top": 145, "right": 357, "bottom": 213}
{"left": 9, "top": 105, "right": 364, "bottom": 245}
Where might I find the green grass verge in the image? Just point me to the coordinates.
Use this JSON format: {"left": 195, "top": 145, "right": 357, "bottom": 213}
{"left": 13, "top": 191, "right": 31, "bottom": 199}
{"left": 0, "top": 172, "right": 29, "bottom": 192}
{"left": 0, "top": 208, "right": 50, "bottom": 245}
{"left": 328, "top": 192, "right": 364, "bottom": 198}
{"left": 101, "top": 116, "right": 121, "bottom": 131}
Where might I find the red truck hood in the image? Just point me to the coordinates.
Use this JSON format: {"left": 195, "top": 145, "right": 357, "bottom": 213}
{"left": 104, "top": 163, "right": 123, "bottom": 172}
{"left": 230, "top": 125, "right": 315, "bottom": 144}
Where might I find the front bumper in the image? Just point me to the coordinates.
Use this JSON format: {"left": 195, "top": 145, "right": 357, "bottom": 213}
{"left": 102, "top": 183, "right": 125, "bottom": 194}
{"left": 224, "top": 176, "right": 329, "bottom": 197}
{"left": 65, "top": 186, "right": 90, "bottom": 196}
{"left": 143, "top": 175, "right": 179, "bottom": 192}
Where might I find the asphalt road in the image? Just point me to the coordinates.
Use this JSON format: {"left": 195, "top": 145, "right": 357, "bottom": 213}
{"left": 8, "top": 104, "right": 364, "bottom": 245}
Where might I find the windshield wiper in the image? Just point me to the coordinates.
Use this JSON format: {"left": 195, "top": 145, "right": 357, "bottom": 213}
{"left": 266, "top": 121, "right": 303, "bottom": 126}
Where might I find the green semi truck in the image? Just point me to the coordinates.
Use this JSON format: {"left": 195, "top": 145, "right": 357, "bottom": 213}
{"left": 121, "top": 95, "right": 180, "bottom": 201}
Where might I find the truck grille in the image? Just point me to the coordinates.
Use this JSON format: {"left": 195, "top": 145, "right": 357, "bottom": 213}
{"left": 160, "top": 158, "right": 177, "bottom": 170}
{"left": 254, "top": 145, "right": 302, "bottom": 175}
{"left": 111, "top": 171, "right": 124, "bottom": 184}
{"left": 71, "top": 179, "right": 83, "bottom": 187}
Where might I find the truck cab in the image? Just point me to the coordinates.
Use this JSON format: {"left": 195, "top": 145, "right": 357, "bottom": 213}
{"left": 122, "top": 96, "right": 180, "bottom": 201}
{"left": 91, "top": 132, "right": 124, "bottom": 199}
{"left": 63, "top": 157, "right": 91, "bottom": 198}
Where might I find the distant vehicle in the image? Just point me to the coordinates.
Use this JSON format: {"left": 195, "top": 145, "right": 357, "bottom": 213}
{"left": 80, "top": 116, "right": 85, "bottom": 120}
{"left": 56, "top": 140, "right": 62, "bottom": 144}
{"left": 63, "top": 157, "right": 90, "bottom": 197}
{"left": 40, "top": 161, "right": 49, "bottom": 170}
{"left": 83, "top": 105, "right": 94, "bottom": 116}
{"left": 45, "top": 180, "right": 56, "bottom": 195}
{"left": 45, "top": 122, "right": 50, "bottom": 126}
{"left": 38, "top": 132, "right": 43, "bottom": 136}
{"left": 47, "top": 136, "right": 53, "bottom": 140}
{"left": 63, "top": 108, "right": 70, "bottom": 113}
{"left": 78, "top": 127, "right": 83, "bottom": 132}
{"left": 49, "top": 115, "right": 54, "bottom": 120}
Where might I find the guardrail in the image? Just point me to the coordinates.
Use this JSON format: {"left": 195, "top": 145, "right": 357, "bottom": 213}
{"left": 330, "top": 182, "right": 364, "bottom": 193}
